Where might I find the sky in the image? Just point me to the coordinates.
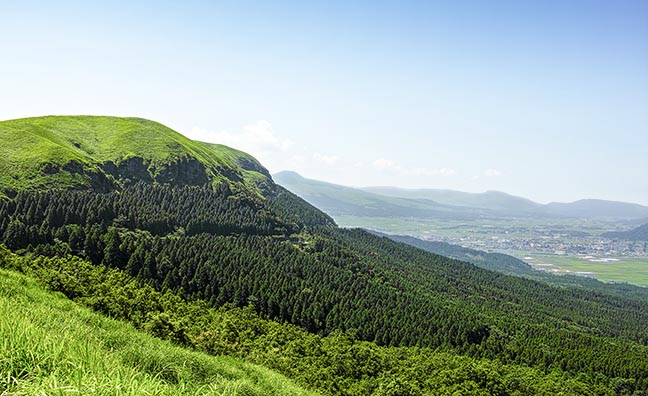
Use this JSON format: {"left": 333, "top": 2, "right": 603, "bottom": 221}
{"left": 1, "top": 0, "right": 647, "bottom": 204}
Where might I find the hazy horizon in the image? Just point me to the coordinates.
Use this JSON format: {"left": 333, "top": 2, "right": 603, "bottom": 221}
{"left": 2, "top": 1, "right": 646, "bottom": 205}
{"left": 271, "top": 170, "right": 648, "bottom": 206}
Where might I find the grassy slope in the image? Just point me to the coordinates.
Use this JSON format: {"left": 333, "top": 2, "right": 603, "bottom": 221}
{"left": 0, "top": 116, "right": 270, "bottom": 195}
{"left": 0, "top": 268, "right": 315, "bottom": 396}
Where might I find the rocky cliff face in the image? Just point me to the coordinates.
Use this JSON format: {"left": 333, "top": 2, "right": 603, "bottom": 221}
{"left": 102, "top": 158, "right": 153, "bottom": 184}
{"left": 237, "top": 157, "right": 271, "bottom": 179}
{"left": 102, "top": 157, "right": 211, "bottom": 187}
{"left": 152, "top": 157, "right": 210, "bottom": 186}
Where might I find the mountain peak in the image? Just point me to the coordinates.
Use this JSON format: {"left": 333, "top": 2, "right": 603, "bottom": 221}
{"left": 0, "top": 115, "right": 275, "bottom": 198}
{"left": 273, "top": 170, "right": 304, "bottom": 180}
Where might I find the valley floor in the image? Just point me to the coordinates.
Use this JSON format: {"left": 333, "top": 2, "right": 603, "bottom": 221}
{"left": 335, "top": 215, "right": 648, "bottom": 286}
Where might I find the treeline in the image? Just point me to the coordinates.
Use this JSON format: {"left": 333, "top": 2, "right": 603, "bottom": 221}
{"left": 0, "top": 184, "right": 647, "bottom": 389}
{"left": 0, "top": 182, "right": 299, "bottom": 239}
{"left": 0, "top": 247, "right": 636, "bottom": 396}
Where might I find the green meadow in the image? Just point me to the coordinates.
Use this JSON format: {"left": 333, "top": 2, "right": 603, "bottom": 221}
{"left": 0, "top": 268, "right": 314, "bottom": 396}
{"left": 527, "top": 255, "right": 648, "bottom": 286}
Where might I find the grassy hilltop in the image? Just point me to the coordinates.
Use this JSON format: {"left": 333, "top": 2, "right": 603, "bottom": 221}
{"left": 0, "top": 116, "right": 272, "bottom": 197}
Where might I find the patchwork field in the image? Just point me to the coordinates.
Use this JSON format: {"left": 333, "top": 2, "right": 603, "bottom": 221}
{"left": 333, "top": 215, "right": 648, "bottom": 286}
{"left": 525, "top": 255, "right": 648, "bottom": 286}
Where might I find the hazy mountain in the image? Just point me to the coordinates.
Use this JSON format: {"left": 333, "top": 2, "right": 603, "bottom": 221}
{"left": 534, "top": 199, "right": 648, "bottom": 220}
{"left": 273, "top": 171, "right": 489, "bottom": 219}
{"left": 603, "top": 223, "right": 648, "bottom": 241}
{"left": 363, "top": 186, "right": 541, "bottom": 212}
{"left": 276, "top": 171, "right": 648, "bottom": 220}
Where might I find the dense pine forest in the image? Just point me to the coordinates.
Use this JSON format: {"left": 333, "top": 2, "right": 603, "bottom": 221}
{"left": 0, "top": 247, "right": 643, "bottom": 396}
{"left": 2, "top": 182, "right": 648, "bottom": 393}
{"left": 1, "top": 116, "right": 647, "bottom": 395}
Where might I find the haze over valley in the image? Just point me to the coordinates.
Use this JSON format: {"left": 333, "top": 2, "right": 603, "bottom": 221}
{"left": 275, "top": 171, "right": 648, "bottom": 285}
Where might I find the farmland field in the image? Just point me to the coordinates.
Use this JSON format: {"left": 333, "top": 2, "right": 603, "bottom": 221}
{"left": 334, "top": 215, "right": 648, "bottom": 286}
{"left": 521, "top": 255, "right": 648, "bottom": 286}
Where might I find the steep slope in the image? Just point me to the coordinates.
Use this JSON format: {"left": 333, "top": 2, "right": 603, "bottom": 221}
{"left": 0, "top": 115, "right": 273, "bottom": 197}
{"left": 1, "top": 248, "right": 615, "bottom": 396}
{"left": 535, "top": 199, "right": 648, "bottom": 220}
{"left": 363, "top": 186, "right": 541, "bottom": 213}
{"left": 2, "top": 116, "right": 647, "bottom": 394}
{"left": 2, "top": 182, "right": 647, "bottom": 387}
{"left": 273, "top": 171, "right": 488, "bottom": 219}
{"left": 604, "top": 223, "right": 648, "bottom": 241}
{"left": 0, "top": 268, "right": 314, "bottom": 396}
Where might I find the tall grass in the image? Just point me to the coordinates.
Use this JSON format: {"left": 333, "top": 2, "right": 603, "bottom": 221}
{"left": 0, "top": 269, "right": 315, "bottom": 396}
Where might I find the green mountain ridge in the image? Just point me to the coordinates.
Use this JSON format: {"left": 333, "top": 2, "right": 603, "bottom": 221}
{"left": 0, "top": 115, "right": 273, "bottom": 198}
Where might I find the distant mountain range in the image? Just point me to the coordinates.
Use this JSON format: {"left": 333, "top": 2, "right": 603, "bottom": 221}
{"left": 535, "top": 200, "right": 648, "bottom": 220}
{"left": 362, "top": 186, "right": 540, "bottom": 212}
{"left": 603, "top": 223, "right": 648, "bottom": 241}
{"left": 274, "top": 171, "right": 648, "bottom": 220}
{"left": 272, "top": 170, "right": 489, "bottom": 220}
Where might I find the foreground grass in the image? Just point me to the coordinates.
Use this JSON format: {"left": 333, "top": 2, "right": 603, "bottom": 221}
{"left": 0, "top": 269, "right": 315, "bottom": 396}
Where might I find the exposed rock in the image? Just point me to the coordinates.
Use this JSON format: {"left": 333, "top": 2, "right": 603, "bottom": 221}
{"left": 237, "top": 157, "right": 271, "bottom": 179}
{"left": 102, "top": 157, "right": 153, "bottom": 184}
{"left": 154, "top": 157, "right": 209, "bottom": 186}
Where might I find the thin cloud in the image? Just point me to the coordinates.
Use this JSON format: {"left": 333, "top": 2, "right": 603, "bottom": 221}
{"left": 313, "top": 153, "right": 339, "bottom": 166}
{"left": 484, "top": 168, "right": 502, "bottom": 177}
{"left": 189, "top": 120, "right": 293, "bottom": 158}
{"left": 188, "top": 121, "right": 342, "bottom": 174}
{"left": 372, "top": 158, "right": 398, "bottom": 170}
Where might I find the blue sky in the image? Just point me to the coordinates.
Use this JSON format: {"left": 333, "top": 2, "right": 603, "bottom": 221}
{"left": 1, "top": 0, "right": 647, "bottom": 204}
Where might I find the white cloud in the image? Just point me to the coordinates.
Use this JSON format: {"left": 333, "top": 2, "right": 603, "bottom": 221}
{"left": 187, "top": 121, "right": 344, "bottom": 174}
{"left": 188, "top": 120, "right": 293, "bottom": 159}
{"left": 484, "top": 168, "right": 502, "bottom": 177}
{"left": 313, "top": 153, "right": 339, "bottom": 166}
{"left": 290, "top": 154, "right": 307, "bottom": 166}
{"left": 372, "top": 158, "right": 399, "bottom": 170}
